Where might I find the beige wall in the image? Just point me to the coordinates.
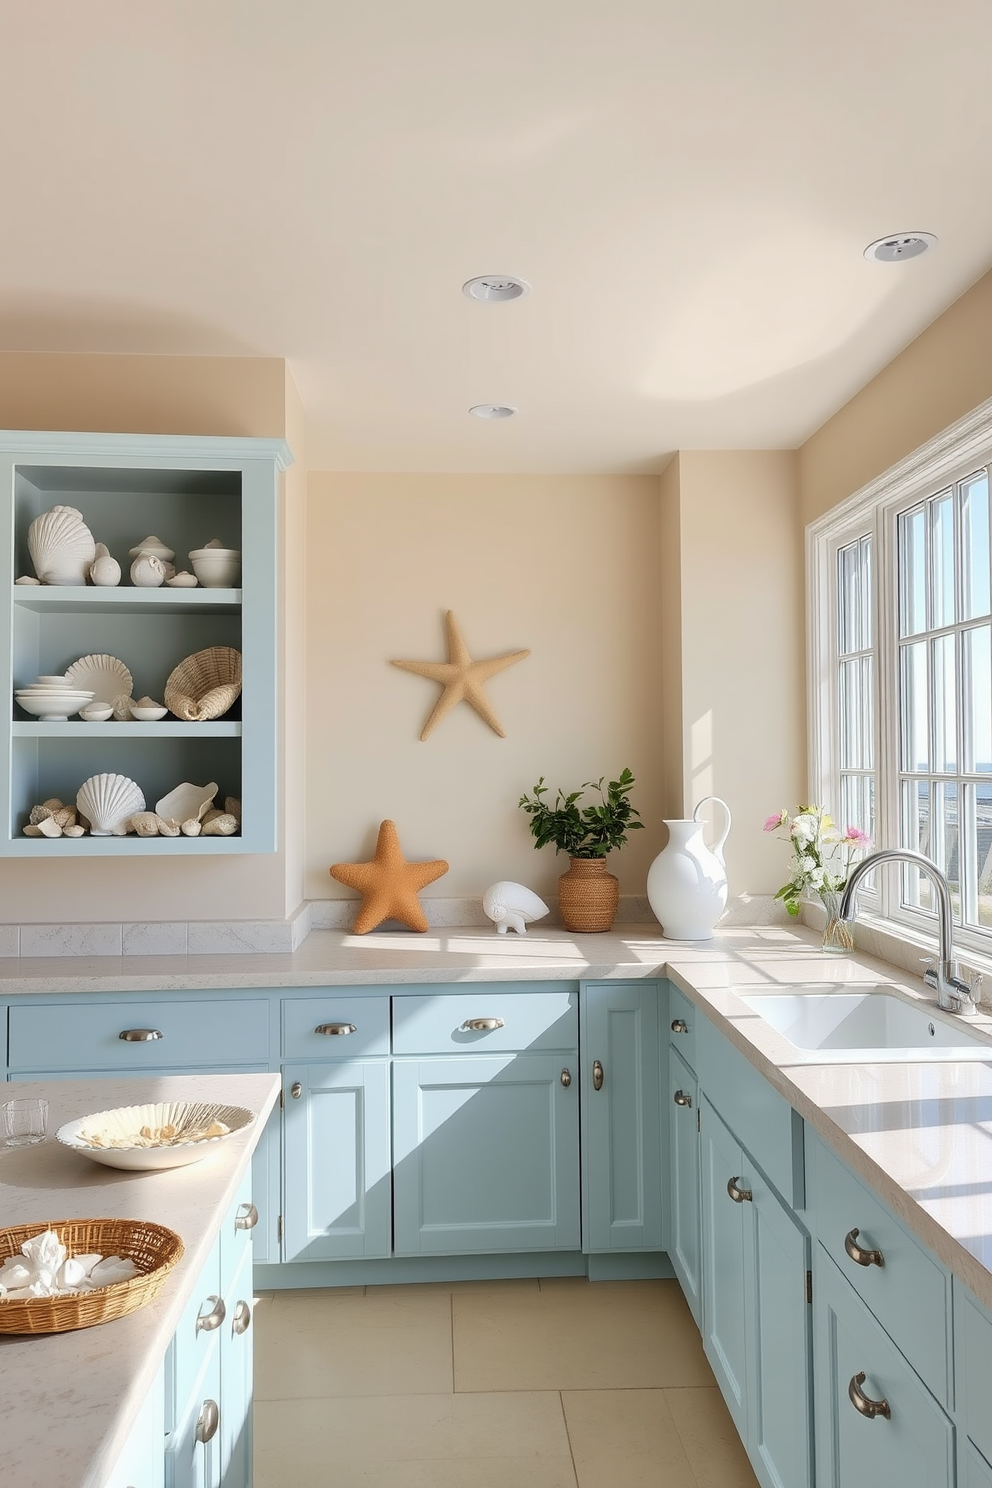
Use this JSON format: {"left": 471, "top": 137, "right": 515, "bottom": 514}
{"left": 658, "top": 455, "right": 683, "bottom": 821}
{"left": 306, "top": 472, "right": 666, "bottom": 906}
{"left": 670, "top": 452, "right": 805, "bottom": 894}
{"left": 800, "top": 267, "right": 992, "bottom": 525}
{"left": 0, "top": 351, "right": 302, "bottom": 925}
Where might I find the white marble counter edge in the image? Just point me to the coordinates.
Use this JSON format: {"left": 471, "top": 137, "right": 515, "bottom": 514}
{"left": 0, "top": 1071, "right": 280, "bottom": 1488}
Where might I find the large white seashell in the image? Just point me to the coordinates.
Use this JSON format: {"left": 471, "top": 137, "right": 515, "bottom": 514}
{"left": 155, "top": 781, "right": 218, "bottom": 828}
{"left": 482, "top": 881, "right": 550, "bottom": 935}
{"left": 76, "top": 774, "right": 145, "bottom": 836}
{"left": 28, "top": 505, "right": 97, "bottom": 585}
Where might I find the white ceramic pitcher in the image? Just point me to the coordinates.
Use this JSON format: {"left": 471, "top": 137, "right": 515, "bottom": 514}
{"left": 646, "top": 795, "right": 731, "bottom": 940}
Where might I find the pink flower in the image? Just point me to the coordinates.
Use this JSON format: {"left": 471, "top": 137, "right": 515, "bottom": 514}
{"left": 763, "top": 811, "right": 788, "bottom": 832}
{"left": 842, "top": 826, "right": 871, "bottom": 847}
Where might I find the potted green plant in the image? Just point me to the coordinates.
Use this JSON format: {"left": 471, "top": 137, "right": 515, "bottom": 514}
{"left": 518, "top": 767, "right": 643, "bottom": 931}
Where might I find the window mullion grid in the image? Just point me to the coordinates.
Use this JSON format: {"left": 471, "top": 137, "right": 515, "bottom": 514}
{"left": 878, "top": 500, "right": 902, "bottom": 922}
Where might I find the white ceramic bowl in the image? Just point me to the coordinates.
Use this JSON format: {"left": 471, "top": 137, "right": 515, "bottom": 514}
{"left": 129, "top": 705, "right": 168, "bottom": 722}
{"left": 80, "top": 704, "right": 114, "bottom": 722}
{"left": 15, "top": 693, "right": 94, "bottom": 719}
{"left": 189, "top": 549, "right": 241, "bottom": 588}
{"left": 35, "top": 675, "right": 71, "bottom": 686}
{"left": 57, "top": 1100, "right": 255, "bottom": 1172}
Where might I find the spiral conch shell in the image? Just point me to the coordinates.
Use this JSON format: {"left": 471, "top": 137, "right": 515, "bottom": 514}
{"left": 482, "top": 882, "right": 550, "bottom": 935}
{"left": 28, "top": 506, "right": 96, "bottom": 585}
{"left": 76, "top": 774, "right": 145, "bottom": 836}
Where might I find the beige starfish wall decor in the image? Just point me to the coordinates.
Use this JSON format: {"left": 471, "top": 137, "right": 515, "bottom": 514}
{"left": 390, "top": 610, "right": 530, "bottom": 740}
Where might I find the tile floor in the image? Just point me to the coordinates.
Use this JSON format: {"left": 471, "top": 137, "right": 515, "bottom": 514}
{"left": 253, "top": 1277, "right": 760, "bottom": 1487}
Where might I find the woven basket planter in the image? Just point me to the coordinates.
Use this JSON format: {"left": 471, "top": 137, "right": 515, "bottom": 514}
{"left": 165, "top": 646, "right": 242, "bottom": 721}
{"left": 0, "top": 1217, "right": 184, "bottom": 1334}
{"left": 557, "top": 857, "right": 620, "bottom": 933}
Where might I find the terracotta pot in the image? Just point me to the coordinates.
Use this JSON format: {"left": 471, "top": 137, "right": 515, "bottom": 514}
{"left": 557, "top": 857, "right": 619, "bottom": 933}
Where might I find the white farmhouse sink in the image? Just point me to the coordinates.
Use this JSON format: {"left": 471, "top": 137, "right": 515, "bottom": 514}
{"left": 738, "top": 987, "right": 992, "bottom": 1062}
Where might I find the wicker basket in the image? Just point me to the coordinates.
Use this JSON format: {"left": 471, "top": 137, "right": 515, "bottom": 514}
{"left": 0, "top": 1218, "right": 184, "bottom": 1334}
{"left": 557, "top": 857, "right": 620, "bottom": 933}
{"left": 165, "top": 646, "right": 242, "bottom": 722}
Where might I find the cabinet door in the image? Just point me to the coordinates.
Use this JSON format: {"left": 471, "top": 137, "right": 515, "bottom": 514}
{"left": 581, "top": 982, "right": 662, "bottom": 1252}
{"left": 392, "top": 1053, "right": 580, "bottom": 1255}
{"left": 747, "top": 1164, "right": 812, "bottom": 1488}
{"left": 282, "top": 1060, "right": 391, "bottom": 1262}
{"left": 104, "top": 1363, "right": 165, "bottom": 1488}
{"left": 965, "top": 1441, "right": 992, "bottom": 1488}
{"left": 700, "top": 1099, "right": 749, "bottom": 1441}
{"left": 813, "top": 1247, "right": 954, "bottom": 1488}
{"left": 165, "top": 1346, "right": 222, "bottom": 1488}
{"left": 220, "top": 1246, "right": 254, "bottom": 1488}
{"left": 668, "top": 1045, "right": 701, "bottom": 1326}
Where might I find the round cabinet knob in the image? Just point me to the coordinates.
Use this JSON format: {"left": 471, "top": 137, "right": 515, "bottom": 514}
{"left": 461, "top": 1017, "right": 505, "bottom": 1032}
{"left": 232, "top": 1299, "right": 252, "bottom": 1336}
{"left": 118, "top": 1028, "right": 163, "bottom": 1042}
{"left": 560, "top": 1068, "right": 572, "bottom": 1088}
{"left": 195, "top": 1399, "right": 221, "bottom": 1444}
{"left": 671, "top": 1019, "right": 689, "bottom": 1034}
{"left": 290, "top": 1082, "right": 303, "bottom": 1099}
{"left": 235, "top": 1202, "right": 259, "bottom": 1232}
{"left": 592, "top": 1060, "right": 605, "bottom": 1091}
{"left": 844, "top": 1227, "right": 884, "bottom": 1268}
{"left": 315, "top": 1023, "right": 357, "bottom": 1036}
{"left": 673, "top": 1089, "right": 693, "bottom": 1108}
{"left": 848, "top": 1371, "right": 891, "bottom": 1420}
{"left": 726, "top": 1176, "right": 753, "bottom": 1204}
{"left": 195, "top": 1295, "right": 226, "bottom": 1334}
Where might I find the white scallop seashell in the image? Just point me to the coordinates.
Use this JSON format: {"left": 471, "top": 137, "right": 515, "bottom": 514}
{"left": 28, "top": 505, "right": 97, "bottom": 585}
{"left": 482, "top": 881, "right": 550, "bottom": 936}
{"left": 155, "top": 781, "right": 218, "bottom": 828}
{"left": 76, "top": 774, "right": 145, "bottom": 836}
{"left": 130, "top": 553, "right": 166, "bottom": 587}
{"left": 89, "top": 552, "right": 122, "bottom": 586}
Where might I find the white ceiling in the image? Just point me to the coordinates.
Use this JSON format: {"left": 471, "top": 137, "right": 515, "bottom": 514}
{"left": 4, "top": 2, "right": 992, "bottom": 473}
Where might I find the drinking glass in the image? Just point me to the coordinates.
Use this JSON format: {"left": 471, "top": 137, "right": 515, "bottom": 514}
{"left": 1, "top": 1097, "right": 48, "bottom": 1146}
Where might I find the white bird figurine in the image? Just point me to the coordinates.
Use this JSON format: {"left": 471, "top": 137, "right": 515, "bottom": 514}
{"left": 482, "top": 881, "right": 550, "bottom": 935}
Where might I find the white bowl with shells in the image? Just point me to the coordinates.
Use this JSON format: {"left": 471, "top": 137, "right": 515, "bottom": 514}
{"left": 129, "top": 697, "right": 168, "bottom": 722}
{"left": 56, "top": 1100, "right": 255, "bottom": 1172}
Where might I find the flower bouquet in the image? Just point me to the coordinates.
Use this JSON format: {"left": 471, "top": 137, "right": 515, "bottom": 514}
{"left": 763, "top": 806, "right": 871, "bottom": 951}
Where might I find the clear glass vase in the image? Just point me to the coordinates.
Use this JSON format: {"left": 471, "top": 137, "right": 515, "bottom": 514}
{"left": 819, "top": 889, "right": 855, "bottom": 954}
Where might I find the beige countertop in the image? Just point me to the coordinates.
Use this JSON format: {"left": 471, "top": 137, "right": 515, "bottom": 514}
{"left": 0, "top": 1070, "right": 280, "bottom": 1488}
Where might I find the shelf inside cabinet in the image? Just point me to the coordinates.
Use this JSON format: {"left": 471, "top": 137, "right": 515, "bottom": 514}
{"left": 12, "top": 587, "right": 242, "bottom": 614}
{"left": 12, "top": 722, "right": 242, "bottom": 738}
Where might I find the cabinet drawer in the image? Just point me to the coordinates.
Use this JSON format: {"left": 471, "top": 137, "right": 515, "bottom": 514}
{"left": 810, "top": 1136, "right": 951, "bottom": 1406}
{"left": 392, "top": 986, "right": 577, "bottom": 1054}
{"left": 7, "top": 997, "right": 269, "bottom": 1071}
{"left": 166, "top": 1233, "right": 222, "bottom": 1434}
{"left": 667, "top": 982, "right": 697, "bottom": 1068}
{"left": 956, "top": 1279, "right": 992, "bottom": 1467}
{"left": 282, "top": 994, "right": 389, "bottom": 1058}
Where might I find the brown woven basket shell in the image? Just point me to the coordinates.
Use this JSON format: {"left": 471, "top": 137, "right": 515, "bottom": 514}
{"left": 165, "top": 646, "right": 242, "bottom": 722}
{"left": 557, "top": 858, "right": 620, "bottom": 933}
{"left": 0, "top": 1218, "right": 184, "bottom": 1334}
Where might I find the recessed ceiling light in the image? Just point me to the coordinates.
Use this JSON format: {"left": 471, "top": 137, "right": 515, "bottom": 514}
{"left": 863, "top": 232, "right": 938, "bottom": 263}
{"left": 469, "top": 404, "right": 517, "bottom": 419}
{"left": 462, "top": 275, "right": 531, "bottom": 302}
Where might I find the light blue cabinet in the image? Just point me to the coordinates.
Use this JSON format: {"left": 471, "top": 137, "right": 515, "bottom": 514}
{"left": 700, "top": 1096, "right": 812, "bottom": 1488}
{"left": 668, "top": 1044, "right": 701, "bottom": 1325}
{"left": 580, "top": 981, "right": 662, "bottom": 1253}
{"left": 105, "top": 1364, "right": 165, "bottom": 1488}
{"left": 282, "top": 1058, "right": 392, "bottom": 1261}
{"left": 392, "top": 1053, "right": 580, "bottom": 1255}
{"left": 0, "top": 431, "right": 291, "bottom": 855}
{"left": 813, "top": 1245, "right": 955, "bottom": 1488}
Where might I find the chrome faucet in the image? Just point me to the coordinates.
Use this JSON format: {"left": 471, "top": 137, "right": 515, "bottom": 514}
{"left": 839, "top": 848, "right": 983, "bottom": 1017}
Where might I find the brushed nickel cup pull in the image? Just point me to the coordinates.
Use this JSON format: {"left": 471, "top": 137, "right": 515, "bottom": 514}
{"left": 671, "top": 1018, "right": 689, "bottom": 1034}
{"left": 235, "top": 1202, "right": 259, "bottom": 1232}
{"left": 673, "top": 1089, "right": 693, "bottom": 1108}
{"left": 290, "top": 1082, "right": 303, "bottom": 1099}
{"left": 315, "top": 1022, "right": 357, "bottom": 1036}
{"left": 195, "top": 1295, "right": 225, "bottom": 1334}
{"left": 727, "top": 1176, "right": 753, "bottom": 1203}
{"left": 560, "top": 1068, "right": 572, "bottom": 1087}
{"left": 592, "top": 1060, "right": 605, "bottom": 1091}
{"left": 232, "top": 1299, "right": 252, "bottom": 1336}
{"left": 118, "top": 1028, "right": 163, "bottom": 1042}
{"left": 845, "top": 1227, "right": 884, "bottom": 1268}
{"left": 196, "top": 1398, "right": 220, "bottom": 1444}
{"left": 848, "top": 1371, "right": 890, "bottom": 1420}
{"left": 461, "top": 1017, "right": 505, "bottom": 1032}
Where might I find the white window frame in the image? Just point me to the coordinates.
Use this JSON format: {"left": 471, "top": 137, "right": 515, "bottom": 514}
{"left": 808, "top": 394, "right": 992, "bottom": 958}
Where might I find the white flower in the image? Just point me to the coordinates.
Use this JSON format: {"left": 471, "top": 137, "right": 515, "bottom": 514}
{"left": 800, "top": 855, "right": 816, "bottom": 873}
{"left": 808, "top": 867, "right": 826, "bottom": 889}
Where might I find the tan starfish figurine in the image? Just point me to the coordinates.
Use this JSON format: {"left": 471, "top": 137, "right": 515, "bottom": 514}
{"left": 391, "top": 610, "right": 530, "bottom": 740}
{"left": 329, "top": 819, "right": 449, "bottom": 933}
